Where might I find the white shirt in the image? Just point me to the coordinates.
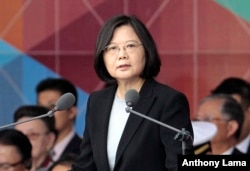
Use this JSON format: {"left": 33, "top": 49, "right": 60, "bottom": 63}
{"left": 236, "top": 133, "right": 250, "bottom": 153}
{"left": 221, "top": 147, "right": 234, "bottom": 155}
{"left": 107, "top": 96, "right": 129, "bottom": 171}
{"left": 52, "top": 129, "right": 75, "bottom": 162}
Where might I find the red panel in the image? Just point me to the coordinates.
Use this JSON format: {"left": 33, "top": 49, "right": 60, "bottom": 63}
{"left": 198, "top": 0, "right": 250, "bottom": 50}
{"left": 59, "top": 55, "right": 100, "bottom": 93}
{"left": 3, "top": 0, "right": 250, "bottom": 117}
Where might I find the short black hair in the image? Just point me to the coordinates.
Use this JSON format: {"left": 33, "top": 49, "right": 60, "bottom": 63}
{"left": 0, "top": 129, "right": 32, "bottom": 169}
{"left": 36, "top": 77, "right": 78, "bottom": 106}
{"left": 13, "top": 105, "right": 57, "bottom": 136}
{"left": 200, "top": 94, "right": 244, "bottom": 139}
{"left": 211, "top": 77, "right": 250, "bottom": 110}
{"left": 94, "top": 14, "right": 161, "bottom": 82}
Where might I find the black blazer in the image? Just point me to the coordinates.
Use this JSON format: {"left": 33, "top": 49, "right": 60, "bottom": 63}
{"left": 59, "top": 133, "right": 82, "bottom": 160}
{"left": 72, "top": 79, "right": 194, "bottom": 171}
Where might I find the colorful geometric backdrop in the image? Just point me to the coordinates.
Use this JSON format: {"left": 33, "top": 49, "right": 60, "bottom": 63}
{"left": 1, "top": 0, "right": 250, "bottom": 136}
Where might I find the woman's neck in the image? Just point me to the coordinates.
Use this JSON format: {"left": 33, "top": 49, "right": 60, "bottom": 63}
{"left": 116, "top": 79, "right": 145, "bottom": 99}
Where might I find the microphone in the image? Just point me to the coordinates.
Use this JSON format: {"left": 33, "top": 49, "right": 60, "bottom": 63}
{"left": 125, "top": 89, "right": 139, "bottom": 107}
{"left": 125, "top": 89, "right": 192, "bottom": 155}
{"left": 0, "top": 92, "right": 76, "bottom": 130}
{"left": 53, "top": 92, "right": 76, "bottom": 111}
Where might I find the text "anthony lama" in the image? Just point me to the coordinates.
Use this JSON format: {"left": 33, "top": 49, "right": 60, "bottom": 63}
{"left": 182, "top": 159, "right": 246, "bottom": 168}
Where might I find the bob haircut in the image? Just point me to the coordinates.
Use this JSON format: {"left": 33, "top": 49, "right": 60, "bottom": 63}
{"left": 94, "top": 14, "right": 161, "bottom": 82}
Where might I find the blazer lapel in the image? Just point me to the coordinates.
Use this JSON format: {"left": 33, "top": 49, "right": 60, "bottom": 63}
{"left": 115, "top": 79, "right": 156, "bottom": 165}
{"left": 96, "top": 87, "right": 117, "bottom": 169}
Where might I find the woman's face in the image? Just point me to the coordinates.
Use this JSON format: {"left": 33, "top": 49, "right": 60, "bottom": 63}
{"left": 103, "top": 25, "right": 146, "bottom": 82}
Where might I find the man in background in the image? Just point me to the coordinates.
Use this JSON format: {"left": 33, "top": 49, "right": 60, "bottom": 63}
{"left": 211, "top": 77, "right": 250, "bottom": 154}
{"left": 14, "top": 105, "right": 56, "bottom": 171}
{"left": 35, "top": 77, "right": 82, "bottom": 162}
{"left": 195, "top": 94, "right": 244, "bottom": 154}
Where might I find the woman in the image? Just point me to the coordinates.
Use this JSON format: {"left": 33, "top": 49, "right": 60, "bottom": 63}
{"left": 72, "top": 14, "right": 194, "bottom": 171}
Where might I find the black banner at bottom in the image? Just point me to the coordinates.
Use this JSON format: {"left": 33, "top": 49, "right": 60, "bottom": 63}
{"left": 178, "top": 155, "right": 250, "bottom": 171}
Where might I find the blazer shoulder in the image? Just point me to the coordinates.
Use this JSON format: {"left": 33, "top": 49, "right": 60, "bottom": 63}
{"left": 90, "top": 84, "right": 116, "bottom": 97}
{"left": 146, "top": 79, "right": 187, "bottom": 98}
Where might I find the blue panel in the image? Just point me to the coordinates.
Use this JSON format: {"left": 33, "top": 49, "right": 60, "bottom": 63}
{"left": 0, "top": 56, "right": 23, "bottom": 127}
{"left": 0, "top": 41, "right": 88, "bottom": 136}
{"left": 0, "top": 40, "right": 20, "bottom": 67}
{"left": 21, "top": 54, "right": 59, "bottom": 103}
{"left": 75, "top": 90, "right": 88, "bottom": 136}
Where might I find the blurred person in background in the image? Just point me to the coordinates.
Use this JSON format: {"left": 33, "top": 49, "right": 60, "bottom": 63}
{"left": 0, "top": 129, "right": 32, "bottom": 171}
{"left": 14, "top": 105, "right": 57, "bottom": 171}
{"left": 195, "top": 94, "right": 244, "bottom": 154}
{"left": 35, "top": 78, "right": 82, "bottom": 162}
{"left": 211, "top": 77, "right": 250, "bottom": 154}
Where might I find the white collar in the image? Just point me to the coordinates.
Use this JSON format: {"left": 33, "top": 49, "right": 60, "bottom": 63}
{"left": 52, "top": 130, "right": 75, "bottom": 161}
{"left": 236, "top": 133, "right": 250, "bottom": 153}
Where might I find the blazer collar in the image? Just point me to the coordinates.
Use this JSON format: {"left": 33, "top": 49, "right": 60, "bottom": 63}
{"left": 115, "top": 79, "right": 157, "bottom": 165}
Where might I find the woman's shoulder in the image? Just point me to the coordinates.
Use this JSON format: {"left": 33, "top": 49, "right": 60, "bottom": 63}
{"left": 148, "top": 79, "right": 184, "bottom": 95}
{"left": 89, "top": 84, "right": 116, "bottom": 97}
